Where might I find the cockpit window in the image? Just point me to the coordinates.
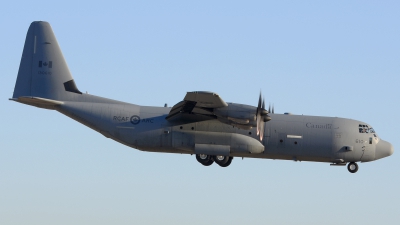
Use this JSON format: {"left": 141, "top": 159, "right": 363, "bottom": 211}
{"left": 359, "top": 124, "right": 375, "bottom": 133}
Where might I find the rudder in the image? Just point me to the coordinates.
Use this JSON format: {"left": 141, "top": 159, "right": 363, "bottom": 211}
{"left": 12, "top": 21, "right": 81, "bottom": 101}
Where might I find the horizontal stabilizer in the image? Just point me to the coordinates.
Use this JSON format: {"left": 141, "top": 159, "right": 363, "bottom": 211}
{"left": 9, "top": 96, "right": 64, "bottom": 110}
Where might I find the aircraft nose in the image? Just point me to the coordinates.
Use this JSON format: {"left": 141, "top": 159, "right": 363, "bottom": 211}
{"left": 375, "top": 139, "right": 394, "bottom": 160}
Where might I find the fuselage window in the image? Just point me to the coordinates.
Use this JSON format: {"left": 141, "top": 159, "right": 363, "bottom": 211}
{"left": 369, "top": 137, "right": 373, "bottom": 144}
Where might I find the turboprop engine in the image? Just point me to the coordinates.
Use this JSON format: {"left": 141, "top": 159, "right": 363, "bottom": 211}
{"left": 214, "top": 94, "right": 271, "bottom": 141}
{"left": 214, "top": 103, "right": 258, "bottom": 129}
{"left": 165, "top": 91, "right": 272, "bottom": 141}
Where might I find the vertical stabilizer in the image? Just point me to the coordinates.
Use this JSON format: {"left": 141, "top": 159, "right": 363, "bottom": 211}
{"left": 12, "top": 21, "right": 81, "bottom": 101}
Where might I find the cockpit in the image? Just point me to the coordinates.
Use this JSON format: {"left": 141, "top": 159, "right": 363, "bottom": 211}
{"left": 359, "top": 124, "right": 375, "bottom": 134}
{"left": 359, "top": 124, "right": 379, "bottom": 138}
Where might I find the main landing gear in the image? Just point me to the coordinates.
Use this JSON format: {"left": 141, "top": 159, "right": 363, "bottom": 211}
{"left": 196, "top": 154, "right": 233, "bottom": 167}
{"left": 347, "top": 162, "right": 359, "bottom": 173}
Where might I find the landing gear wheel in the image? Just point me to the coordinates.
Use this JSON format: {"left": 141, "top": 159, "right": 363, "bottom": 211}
{"left": 196, "top": 154, "right": 214, "bottom": 166}
{"left": 221, "top": 157, "right": 233, "bottom": 167}
{"left": 213, "top": 155, "right": 233, "bottom": 167}
{"left": 347, "top": 162, "right": 358, "bottom": 173}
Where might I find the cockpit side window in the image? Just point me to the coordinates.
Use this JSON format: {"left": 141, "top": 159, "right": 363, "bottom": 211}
{"left": 359, "top": 124, "right": 375, "bottom": 134}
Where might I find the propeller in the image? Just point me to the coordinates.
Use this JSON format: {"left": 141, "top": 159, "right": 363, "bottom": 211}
{"left": 256, "top": 93, "right": 271, "bottom": 141}
{"left": 269, "top": 103, "right": 275, "bottom": 114}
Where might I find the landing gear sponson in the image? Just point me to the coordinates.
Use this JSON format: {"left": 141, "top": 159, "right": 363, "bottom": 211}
{"left": 196, "top": 154, "right": 233, "bottom": 167}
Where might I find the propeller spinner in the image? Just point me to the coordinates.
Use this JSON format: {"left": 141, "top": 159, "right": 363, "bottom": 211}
{"left": 256, "top": 93, "right": 271, "bottom": 141}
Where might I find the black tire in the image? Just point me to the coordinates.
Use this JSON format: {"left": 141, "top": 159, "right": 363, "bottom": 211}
{"left": 196, "top": 154, "right": 213, "bottom": 166}
{"left": 347, "top": 162, "right": 358, "bottom": 173}
{"left": 221, "top": 157, "right": 233, "bottom": 167}
{"left": 214, "top": 156, "right": 233, "bottom": 167}
{"left": 202, "top": 159, "right": 214, "bottom": 166}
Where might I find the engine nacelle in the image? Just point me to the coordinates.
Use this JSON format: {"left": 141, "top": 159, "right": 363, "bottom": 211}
{"left": 213, "top": 103, "right": 256, "bottom": 126}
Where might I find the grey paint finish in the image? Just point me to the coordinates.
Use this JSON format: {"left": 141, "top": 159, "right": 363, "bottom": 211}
{"left": 11, "top": 21, "right": 394, "bottom": 172}
{"left": 13, "top": 21, "right": 76, "bottom": 101}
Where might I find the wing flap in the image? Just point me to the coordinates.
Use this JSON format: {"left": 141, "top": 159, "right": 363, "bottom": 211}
{"left": 166, "top": 100, "right": 197, "bottom": 120}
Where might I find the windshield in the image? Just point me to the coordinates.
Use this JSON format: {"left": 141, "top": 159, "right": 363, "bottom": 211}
{"left": 359, "top": 124, "right": 375, "bottom": 133}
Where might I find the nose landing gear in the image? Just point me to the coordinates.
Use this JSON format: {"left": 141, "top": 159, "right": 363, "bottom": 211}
{"left": 347, "top": 162, "right": 359, "bottom": 173}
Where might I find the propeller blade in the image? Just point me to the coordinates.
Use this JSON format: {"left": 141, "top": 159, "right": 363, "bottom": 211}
{"left": 256, "top": 114, "right": 260, "bottom": 136}
{"left": 256, "top": 92, "right": 262, "bottom": 136}
{"left": 259, "top": 118, "right": 265, "bottom": 141}
{"left": 261, "top": 99, "right": 265, "bottom": 110}
{"left": 256, "top": 92, "right": 271, "bottom": 140}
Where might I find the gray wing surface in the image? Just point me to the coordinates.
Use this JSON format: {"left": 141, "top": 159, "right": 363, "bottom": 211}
{"left": 166, "top": 91, "right": 228, "bottom": 123}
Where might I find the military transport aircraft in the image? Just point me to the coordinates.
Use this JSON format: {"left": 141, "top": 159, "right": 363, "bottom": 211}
{"left": 10, "top": 21, "right": 394, "bottom": 173}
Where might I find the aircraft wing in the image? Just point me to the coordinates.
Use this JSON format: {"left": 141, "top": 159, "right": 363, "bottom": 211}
{"left": 166, "top": 91, "right": 227, "bottom": 123}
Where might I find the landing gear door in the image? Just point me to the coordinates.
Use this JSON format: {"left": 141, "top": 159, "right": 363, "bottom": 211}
{"left": 360, "top": 137, "right": 376, "bottom": 162}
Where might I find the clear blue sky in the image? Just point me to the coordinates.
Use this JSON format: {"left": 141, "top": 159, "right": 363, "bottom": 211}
{"left": 1, "top": 1, "right": 399, "bottom": 224}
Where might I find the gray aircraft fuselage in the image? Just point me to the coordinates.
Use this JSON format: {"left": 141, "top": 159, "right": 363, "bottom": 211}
{"left": 57, "top": 98, "right": 391, "bottom": 164}
{"left": 11, "top": 21, "right": 394, "bottom": 173}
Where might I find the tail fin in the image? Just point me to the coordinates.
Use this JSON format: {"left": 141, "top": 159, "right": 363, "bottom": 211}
{"left": 12, "top": 21, "right": 81, "bottom": 102}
